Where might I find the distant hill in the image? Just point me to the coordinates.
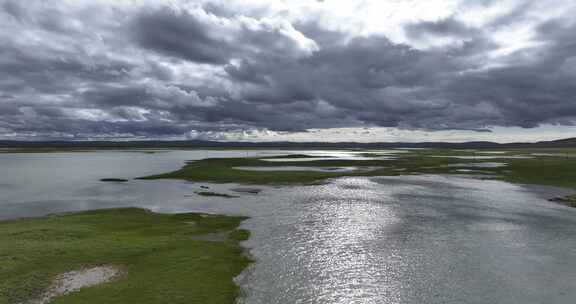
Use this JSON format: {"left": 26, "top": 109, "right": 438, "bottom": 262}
{"left": 0, "top": 137, "right": 575, "bottom": 149}
{"left": 523, "top": 137, "right": 576, "bottom": 148}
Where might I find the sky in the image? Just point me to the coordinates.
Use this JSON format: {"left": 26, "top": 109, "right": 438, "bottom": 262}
{"left": 1, "top": 0, "right": 576, "bottom": 143}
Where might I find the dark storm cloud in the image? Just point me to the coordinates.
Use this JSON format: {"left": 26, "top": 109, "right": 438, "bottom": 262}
{"left": 0, "top": 0, "right": 576, "bottom": 139}
{"left": 134, "top": 8, "right": 232, "bottom": 64}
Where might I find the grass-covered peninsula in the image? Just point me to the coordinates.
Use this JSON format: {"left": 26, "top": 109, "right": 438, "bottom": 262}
{"left": 138, "top": 157, "right": 381, "bottom": 184}
{"left": 139, "top": 148, "right": 576, "bottom": 189}
{"left": 0, "top": 208, "right": 251, "bottom": 304}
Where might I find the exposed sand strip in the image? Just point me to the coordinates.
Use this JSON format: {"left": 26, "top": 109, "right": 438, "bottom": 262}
{"left": 34, "top": 265, "right": 123, "bottom": 304}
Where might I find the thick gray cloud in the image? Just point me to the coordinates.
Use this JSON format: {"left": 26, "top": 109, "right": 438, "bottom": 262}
{"left": 0, "top": 0, "right": 575, "bottom": 140}
{"left": 135, "top": 8, "right": 232, "bottom": 64}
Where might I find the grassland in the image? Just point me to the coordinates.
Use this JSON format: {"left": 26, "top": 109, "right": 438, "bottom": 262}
{"left": 137, "top": 157, "right": 382, "bottom": 184}
{"left": 0, "top": 208, "right": 251, "bottom": 304}
{"left": 139, "top": 148, "right": 576, "bottom": 193}
{"left": 403, "top": 148, "right": 576, "bottom": 188}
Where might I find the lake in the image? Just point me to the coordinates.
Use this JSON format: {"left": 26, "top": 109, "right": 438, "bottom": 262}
{"left": 1, "top": 150, "right": 576, "bottom": 304}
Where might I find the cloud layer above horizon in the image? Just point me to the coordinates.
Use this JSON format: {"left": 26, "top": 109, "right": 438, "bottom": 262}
{"left": 1, "top": 0, "right": 576, "bottom": 141}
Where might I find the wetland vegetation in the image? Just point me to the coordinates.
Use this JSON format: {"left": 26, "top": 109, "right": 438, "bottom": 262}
{"left": 140, "top": 148, "right": 576, "bottom": 190}
{"left": 0, "top": 208, "right": 251, "bottom": 304}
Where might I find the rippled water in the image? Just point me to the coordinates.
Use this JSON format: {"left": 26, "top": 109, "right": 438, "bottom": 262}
{"left": 237, "top": 176, "right": 576, "bottom": 304}
{"left": 1, "top": 151, "right": 576, "bottom": 304}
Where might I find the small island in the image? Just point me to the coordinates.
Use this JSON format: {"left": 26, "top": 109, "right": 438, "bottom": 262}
{"left": 99, "top": 178, "right": 129, "bottom": 183}
{"left": 195, "top": 191, "right": 238, "bottom": 198}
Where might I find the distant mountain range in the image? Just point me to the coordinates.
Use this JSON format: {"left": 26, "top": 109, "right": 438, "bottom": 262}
{"left": 1, "top": 137, "right": 575, "bottom": 149}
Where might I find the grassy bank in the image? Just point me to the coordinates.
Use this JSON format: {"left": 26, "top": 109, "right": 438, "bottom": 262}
{"left": 0, "top": 208, "right": 251, "bottom": 304}
{"left": 138, "top": 148, "right": 576, "bottom": 190}
{"left": 400, "top": 149, "right": 576, "bottom": 189}
{"left": 138, "top": 157, "right": 390, "bottom": 184}
{"left": 136, "top": 153, "right": 489, "bottom": 185}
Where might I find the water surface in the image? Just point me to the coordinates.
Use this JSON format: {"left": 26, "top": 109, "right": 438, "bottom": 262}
{"left": 1, "top": 151, "right": 576, "bottom": 304}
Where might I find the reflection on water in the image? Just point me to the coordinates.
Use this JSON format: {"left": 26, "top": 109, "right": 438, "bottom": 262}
{"left": 233, "top": 166, "right": 383, "bottom": 173}
{"left": 237, "top": 176, "right": 576, "bottom": 304}
{"left": 237, "top": 178, "right": 406, "bottom": 303}
{"left": 261, "top": 150, "right": 404, "bottom": 162}
{"left": 1, "top": 151, "right": 576, "bottom": 304}
{"left": 432, "top": 155, "right": 533, "bottom": 160}
{"left": 445, "top": 162, "right": 507, "bottom": 168}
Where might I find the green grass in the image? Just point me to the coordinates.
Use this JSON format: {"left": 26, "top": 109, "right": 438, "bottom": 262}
{"left": 138, "top": 157, "right": 403, "bottom": 184}
{"left": 138, "top": 148, "right": 576, "bottom": 190}
{"left": 398, "top": 149, "right": 576, "bottom": 190}
{"left": 496, "top": 157, "right": 576, "bottom": 188}
{"left": 0, "top": 208, "right": 251, "bottom": 304}
{"left": 137, "top": 151, "right": 495, "bottom": 185}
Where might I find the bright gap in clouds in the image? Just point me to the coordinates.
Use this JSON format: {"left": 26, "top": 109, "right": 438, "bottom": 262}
{"left": 182, "top": 125, "right": 576, "bottom": 143}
